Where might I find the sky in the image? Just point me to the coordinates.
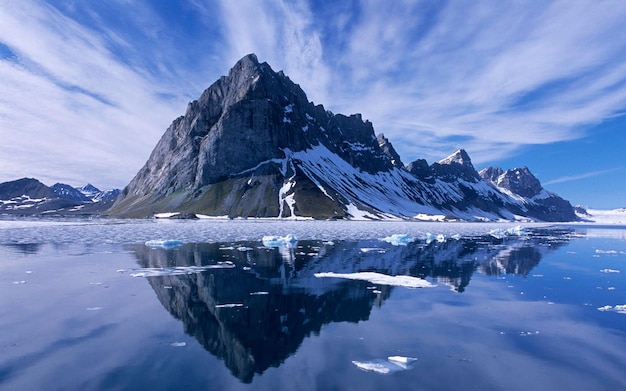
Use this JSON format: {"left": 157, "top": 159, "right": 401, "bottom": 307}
{"left": 0, "top": 0, "right": 625, "bottom": 209}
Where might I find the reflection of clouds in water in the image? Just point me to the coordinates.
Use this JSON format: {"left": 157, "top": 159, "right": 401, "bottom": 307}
{"left": 390, "top": 281, "right": 626, "bottom": 390}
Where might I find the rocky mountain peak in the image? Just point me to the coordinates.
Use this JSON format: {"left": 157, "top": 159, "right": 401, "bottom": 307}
{"left": 431, "top": 148, "right": 480, "bottom": 182}
{"left": 438, "top": 148, "right": 473, "bottom": 167}
{"left": 497, "top": 167, "right": 543, "bottom": 198}
{"left": 478, "top": 167, "right": 504, "bottom": 183}
{"left": 377, "top": 133, "right": 403, "bottom": 167}
{"left": 107, "top": 55, "right": 577, "bottom": 222}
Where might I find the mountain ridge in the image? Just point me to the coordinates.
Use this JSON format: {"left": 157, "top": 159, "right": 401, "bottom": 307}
{"left": 108, "top": 53, "right": 577, "bottom": 221}
{"left": 0, "top": 178, "right": 120, "bottom": 215}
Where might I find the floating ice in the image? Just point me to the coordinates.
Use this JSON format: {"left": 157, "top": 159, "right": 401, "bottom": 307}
{"left": 489, "top": 225, "right": 526, "bottom": 239}
{"left": 145, "top": 239, "right": 184, "bottom": 249}
{"left": 215, "top": 303, "right": 244, "bottom": 308}
{"left": 249, "top": 291, "right": 269, "bottom": 295}
{"left": 314, "top": 272, "right": 435, "bottom": 288}
{"left": 600, "top": 269, "right": 620, "bottom": 273}
{"left": 12, "top": 280, "right": 26, "bottom": 285}
{"left": 425, "top": 233, "right": 446, "bottom": 244}
{"left": 170, "top": 342, "right": 186, "bottom": 347}
{"left": 86, "top": 307, "right": 103, "bottom": 311}
{"left": 380, "top": 234, "right": 413, "bottom": 246}
{"left": 595, "top": 249, "right": 618, "bottom": 254}
{"left": 388, "top": 356, "right": 418, "bottom": 366}
{"left": 352, "top": 356, "right": 418, "bottom": 374}
{"left": 237, "top": 246, "right": 254, "bottom": 251}
{"left": 262, "top": 234, "right": 298, "bottom": 248}
{"left": 360, "top": 247, "right": 386, "bottom": 253}
{"left": 130, "top": 263, "right": 235, "bottom": 277}
{"left": 598, "top": 304, "right": 626, "bottom": 314}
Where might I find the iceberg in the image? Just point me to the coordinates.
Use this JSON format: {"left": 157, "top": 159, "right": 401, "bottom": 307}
{"left": 381, "top": 234, "right": 413, "bottom": 246}
{"left": 262, "top": 234, "right": 298, "bottom": 248}
{"left": 145, "top": 239, "right": 184, "bottom": 249}
{"left": 314, "top": 272, "right": 435, "bottom": 288}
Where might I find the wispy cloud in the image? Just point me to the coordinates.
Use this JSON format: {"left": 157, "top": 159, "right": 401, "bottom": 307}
{"left": 0, "top": 1, "right": 197, "bottom": 188}
{"left": 1, "top": 0, "right": 626, "bottom": 189}
{"left": 544, "top": 168, "right": 624, "bottom": 186}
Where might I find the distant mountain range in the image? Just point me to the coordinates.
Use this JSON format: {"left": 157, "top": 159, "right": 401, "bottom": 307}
{"left": 0, "top": 178, "right": 120, "bottom": 216}
{"left": 106, "top": 54, "right": 577, "bottom": 222}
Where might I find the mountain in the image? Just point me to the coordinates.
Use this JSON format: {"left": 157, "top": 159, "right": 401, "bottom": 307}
{"left": 108, "top": 53, "right": 577, "bottom": 222}
{"left": 0, "top": 178, "right": 120, "bottom": 215}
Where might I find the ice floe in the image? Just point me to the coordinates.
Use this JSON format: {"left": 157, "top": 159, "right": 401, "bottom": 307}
{"left": 262, "top": 234, "right": 298, "bottom": 248}
{"left": 489, "top": 225, "right": 527, "bottom": 239}
{"left": 215, "top": 303, "right": 244, "bottom": 308}
{"left": 352, "top": 356, "right": 418, "bottom": 374}
{"left": 600, "top": 269, "right": 620, "bottom": 273}
{"left": 170, "top": 342, "right": 186, "bottom": 347}
{"left": 598, "top": 304, "right": 626, "bottom": 314}
{"left": 425, "top": 233, "right": 446, "bottom": 244}
{"left": 380, "top": 234, "right": 413, "bottom": 246}
{"left": 130, "top": 263, "right": 235, "bottom": 277}
{"left": 314, "top": 272, "right": 435, "bottom": 288}
{"left": 144, "top": 239, "right": 184, "bottom": 249}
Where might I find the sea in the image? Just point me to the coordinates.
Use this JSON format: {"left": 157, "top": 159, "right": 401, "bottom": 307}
{"left": 1, "top": 218, "right": 625, "bottom": 391}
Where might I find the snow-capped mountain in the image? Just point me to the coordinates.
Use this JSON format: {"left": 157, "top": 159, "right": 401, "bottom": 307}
{"left": 109, "top": 53, "right": 577, "bottom": 221}
{"left": 0, "top": 178, "right": 120, "bottom": 215}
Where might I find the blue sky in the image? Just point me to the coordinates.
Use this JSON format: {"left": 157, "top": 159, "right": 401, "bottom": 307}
{"left": 0, "top": 0, "right": 625, "bottom": 209}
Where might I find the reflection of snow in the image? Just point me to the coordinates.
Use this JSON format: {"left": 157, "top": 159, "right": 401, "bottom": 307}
{"left": 130, "top": 263, "right": 235, "bottom": 277}
{"left": 314, "top": 272, "right": 435, "bottom": 288}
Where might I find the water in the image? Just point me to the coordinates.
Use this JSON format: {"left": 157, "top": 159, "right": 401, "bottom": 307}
{"left": 1, "top": 219, "right": 625, "bottom": 390}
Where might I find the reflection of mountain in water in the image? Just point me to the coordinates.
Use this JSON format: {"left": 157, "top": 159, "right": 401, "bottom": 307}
{"left": 130, "top": 228, "right": 570, "bottom": 382}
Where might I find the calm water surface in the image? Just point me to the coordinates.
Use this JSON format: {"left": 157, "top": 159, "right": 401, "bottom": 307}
{"left": 1, "top": 219, "right": 625, "bottom": 390}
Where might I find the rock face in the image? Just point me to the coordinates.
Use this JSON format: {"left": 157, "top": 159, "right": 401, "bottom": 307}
{"left": 0, "top": 178, "right": 120, "bottom": 215}
{"left": 109, "top": 54, "right": 577, "bottom": 222}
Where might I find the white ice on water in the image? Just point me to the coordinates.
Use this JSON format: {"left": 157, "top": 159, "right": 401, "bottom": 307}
{"left": 314, "top": 271, "right": 435, "bottom": 288}
{"left": 352, "top": 356, "right": 418, "bottom": 374}
{"left": 598, "top": 304, "right": 626, "bottom": 314}
{"left": 489, "top": 225, "right": 527, "bottom": 239}
{"left": 144, "top": 239, "right": 184, "bottom": 249}
{"left": 262, "top": 234, "right": 298, "bottom": 248}
{"left": 380, "top": 234, "right": 413, "bottom": 246}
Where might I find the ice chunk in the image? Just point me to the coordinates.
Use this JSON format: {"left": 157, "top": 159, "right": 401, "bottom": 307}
{"left": 387, "top": 356, "right": 418, "bottom": 368}
{"left": 598, "top": 304, "right": 626, "bottom": 314}
{"left": 250, "top": 291, "right": 270, "bottom": 295}
{"left": 489, "top": 225, "right": 526, "bottom": 239}
{"left": 425, "top": 233, "right": 446, "bottom": 244}
{"left": 600, "top": 269, "right": 620, "bottom": 273}
{"left": 215, "top": 303, "right": 244, "bottom": 308}
{"left": 170, "top": 342, "right": 186, "bottom": 347}
{"left": 381, "top": 234, "right": 413, "bottom": 246}
{"left": 262, "top": 234, "right": 298, "bottom": 248}
{"left": 145, "top": 239, "right": 183, "bottom": 249}
{"left": 352, "top": 356, "right": 418, "bottom": 374}
{"left": 314, "top": 272, "right": 435, "bottom": 288}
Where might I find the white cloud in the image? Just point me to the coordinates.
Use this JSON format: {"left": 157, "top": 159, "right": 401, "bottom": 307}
{"left": 0, "top": 1, "right": 189, "bottom": 188}
{"left": 1, "top": 0, "right": 626, "bottom": 190}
